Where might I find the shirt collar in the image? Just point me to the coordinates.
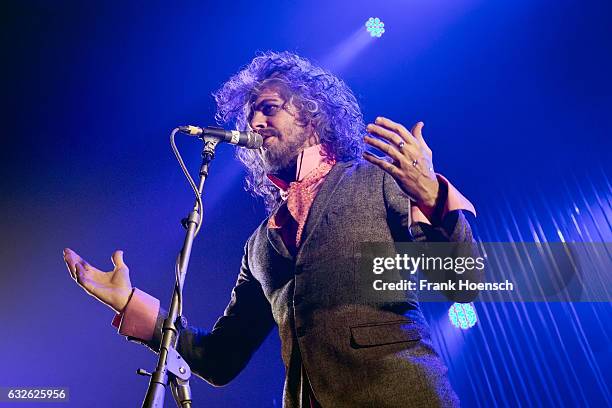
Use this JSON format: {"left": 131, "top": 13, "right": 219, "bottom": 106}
{"left": 267, "top": 144, "right": 327, "bottom": 191}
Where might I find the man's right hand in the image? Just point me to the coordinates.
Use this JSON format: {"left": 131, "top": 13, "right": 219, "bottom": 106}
{"left": 63, "top": 248, "right": 133, "bottom": 314}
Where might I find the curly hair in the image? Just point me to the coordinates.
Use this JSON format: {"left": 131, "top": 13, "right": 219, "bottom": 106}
{"left": 213, "top": 51, "right": 366, "bottom": 212}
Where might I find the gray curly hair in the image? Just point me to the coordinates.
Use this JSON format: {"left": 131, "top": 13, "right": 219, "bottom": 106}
{"left": 213, "top": 51, "right": 366, "bottom": 211}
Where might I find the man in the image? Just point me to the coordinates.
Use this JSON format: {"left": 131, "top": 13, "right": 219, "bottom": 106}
{"left": 64, "top": 51, "right": 477, "bottom": 407}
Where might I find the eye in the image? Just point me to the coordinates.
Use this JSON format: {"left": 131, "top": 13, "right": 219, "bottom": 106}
{"left": 261, "top": 103, "right": 280, "bottom": 116}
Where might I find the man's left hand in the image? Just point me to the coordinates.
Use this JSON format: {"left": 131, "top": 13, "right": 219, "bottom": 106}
{"left": 363, "top": 117, "right": 440, "bottom": 215}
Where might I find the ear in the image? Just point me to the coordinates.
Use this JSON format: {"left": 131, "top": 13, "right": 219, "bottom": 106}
{"left": 307, "top": 128, "right": 320, "bottom": 146}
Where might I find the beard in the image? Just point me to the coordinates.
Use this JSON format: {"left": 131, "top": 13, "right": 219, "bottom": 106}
{"left": 261, "top": 126, "right": 310, "bottom": 174}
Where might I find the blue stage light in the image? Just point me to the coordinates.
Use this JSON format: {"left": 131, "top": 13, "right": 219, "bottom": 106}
{"left": 365, "top": 17, "right": 385, "bottom": 38}
{"left": 448, "top": 302, "right": 478, "bottom": 329}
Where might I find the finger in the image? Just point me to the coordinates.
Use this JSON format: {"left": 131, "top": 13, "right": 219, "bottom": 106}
{"left": 410, "top": 121, "right": 429, "bottom": 150}
{"left": 63, "top": 250, "right": 75, "bottom": 279}
{"left": 363, "top": 152, "right": 403, "bottom": 179}
{"left": 111, "top": 250, "right": 125, "bottom": 269}
{"left": 63, "top": 248, "right": 80, "bottom": 280}
{"left": 374, "top": 117, "right": 417, "bottom": 143}
{"left": 64, "top": 248, "right": 85, "bottom": 265}
{"left": 364, "top": 136, "right": 416, "bottom": 164}
{"left": 366, "top": 123, "right": 414, "bottom": 148}
{"left": 64, "top": 260, "right": 76, "bottom": 280}
{"left": 75, "top": 263, "right": 97, "bottom": 295}
{"left": 74, "top": 262, "right": 88, "bottom": 288}
{"left": 364, "top": 136, "right": 403, "bottom": 163}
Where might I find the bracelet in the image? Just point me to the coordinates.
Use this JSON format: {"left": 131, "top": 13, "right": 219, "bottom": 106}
{"left": 119, "top": 287, "right": 136, "bottom": 314}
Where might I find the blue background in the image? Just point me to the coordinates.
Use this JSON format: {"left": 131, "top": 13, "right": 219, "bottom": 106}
{"left": 1, "top": 0, "right": 610, "bottom": 406}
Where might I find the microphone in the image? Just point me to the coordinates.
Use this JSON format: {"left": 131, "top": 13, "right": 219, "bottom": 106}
{"left": 179, "top": 126, "right": 263, "bottom": 149}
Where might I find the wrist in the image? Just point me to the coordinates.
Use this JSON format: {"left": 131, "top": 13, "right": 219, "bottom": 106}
{"left": 115, "top": 287, "right": 135, "bottom": 314}
{"left": 417, "top": 176, "right": 447, "bottom": 224}
{"left": 417, "top": 180, "right": 440, "bottom": 215}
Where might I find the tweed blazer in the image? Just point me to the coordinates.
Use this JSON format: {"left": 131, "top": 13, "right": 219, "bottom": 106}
{"left": 144, "top": 159, "right": 475, "bottom": 407}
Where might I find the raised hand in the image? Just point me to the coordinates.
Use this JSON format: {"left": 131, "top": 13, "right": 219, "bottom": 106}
{"left": 63, "top": 248, "right": 133, "bottom": 313}
{"left": 363, "top": 117, "right": 440, "bottom": 214}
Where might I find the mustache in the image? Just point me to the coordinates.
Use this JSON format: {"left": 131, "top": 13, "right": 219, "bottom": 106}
{"left": 255, "top": 128, "right": 281, "bottom": 138}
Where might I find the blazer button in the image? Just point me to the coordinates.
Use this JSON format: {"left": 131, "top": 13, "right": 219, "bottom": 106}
{"left": 293, "top": 294, "right": 303, "bottom": 305}
{"left": 296, "top": 327, "right": 306, "bottom": 337}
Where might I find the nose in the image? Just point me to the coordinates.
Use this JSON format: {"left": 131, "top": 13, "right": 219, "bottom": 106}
{"left": 249, "top": 110, "right": 267, "bottom": 130}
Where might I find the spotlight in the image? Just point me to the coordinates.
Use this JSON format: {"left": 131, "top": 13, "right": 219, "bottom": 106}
{"left": 365, "top": 17, "right": 385, "bottom": 38}
{"left": 448, "top": 302, "right": 478, "bottom": 329}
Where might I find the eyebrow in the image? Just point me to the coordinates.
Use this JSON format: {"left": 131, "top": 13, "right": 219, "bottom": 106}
{"left": 253, "top": 97, "right": 282, "bottom": 108}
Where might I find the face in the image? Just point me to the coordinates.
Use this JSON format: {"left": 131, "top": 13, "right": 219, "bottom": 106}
{"left": 248, "top": 87, "right": 316, "bottom": 173}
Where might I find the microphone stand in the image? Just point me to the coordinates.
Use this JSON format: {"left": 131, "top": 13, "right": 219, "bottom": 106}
{"left": 140, "top": 135, "right": 221, "bottom": 408}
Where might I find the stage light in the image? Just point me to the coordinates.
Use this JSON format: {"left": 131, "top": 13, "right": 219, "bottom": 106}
{"left": 448, "top": 302, "right": 478, "bottom": 329}
{"left": 365, "top": 17, "right": 385, "bottom": 38}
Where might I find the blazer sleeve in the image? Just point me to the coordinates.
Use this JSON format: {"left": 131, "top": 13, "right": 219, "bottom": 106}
{"left": 133, "top": 240, "right": 276, "bottom": 386}
{"left": 381, "top": 168, "right": 474, "bottom": 244}
{"left": 382, "top": 170, "right": 482, "bottom": 302}
{"left": 409, "top": 172, "right": 474, "bottom": 244}
{"left": 382, "top": 170, "right": 413, "bottom": 241}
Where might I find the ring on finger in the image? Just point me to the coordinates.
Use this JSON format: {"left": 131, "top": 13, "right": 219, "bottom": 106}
{"left": 412, "top": 159, "right": 418, "bottom": 167}
{"left": 398, "top": 140, "right": 405, "bottom": 150}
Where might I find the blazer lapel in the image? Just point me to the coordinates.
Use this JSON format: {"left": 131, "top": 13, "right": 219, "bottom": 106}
{"left": 296, "top": 161, "right": 354, "bottom": 262}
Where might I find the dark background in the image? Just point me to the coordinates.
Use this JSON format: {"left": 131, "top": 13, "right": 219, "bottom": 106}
{"left": 1, "top": 0, "right": 610, "bottom": 406}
